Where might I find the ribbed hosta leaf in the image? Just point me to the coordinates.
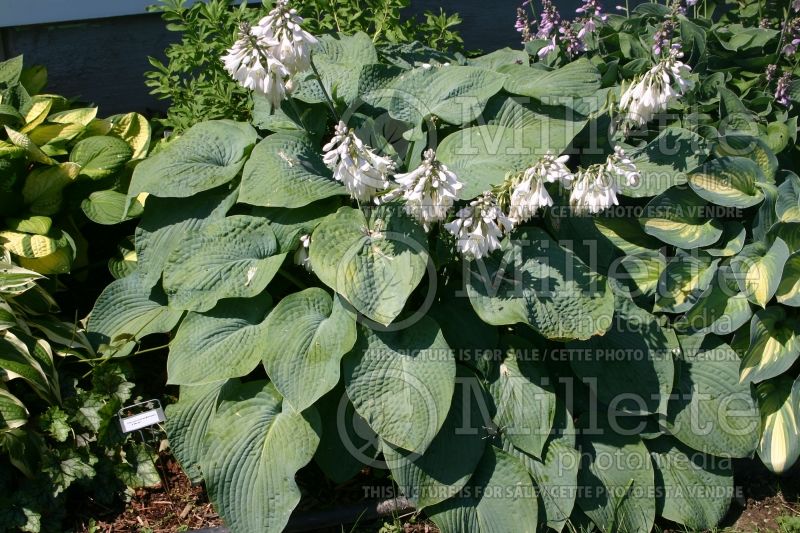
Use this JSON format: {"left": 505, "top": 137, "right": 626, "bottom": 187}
{"left": 129, "top": 120, "right": 256, "bottom": 198}
{"left": 688, "top": 156, "right": 765, "bottom": 208}
{"left": 467, "top": 227, "right": 615, "bottom": 341}
{"left": 640, "top": 187, "right": 724, "bottom": 248}
{"left": 654, "top": 251, "right": 720, "bottom": 314}
{"left": 239, "top": 131, "right": 346, "bottom": 209}
{"left": 342, "top": 317, "right": 455, "bottom": 453}
{"left": 87, "top": 273, "right": 182, "bottom": 356}
{"left": 704, "top": 221, "right": 746, "bottom": 257}
{"left": 730, "top": 237, "right": 791, "bottom": 308}
{"left": 165, "top": 380, "right": 228, "bottom": 482}
{"left": 201, "top": 380, "right": 320, "bottom": 533}
{"left": 569, "top": 298, "right": 676, "bottom": 415}
{"left": 261, "top": 288, "right": 357, "bottom": 411}
{"left": 500, "top": 58, "right": 601, "bottom": 102}
{"left": 666, "top": 335, "right": 759, "bottom": 457}
{"left": 487, "top": 335, "right": 556, "bottom": 458}
{"left": 69, "top": 135, "right": 133, "bottom": 179}
{"left": 428, "top": 446, "right": 538, "bottom": 533}
{"left": 647, "top": 436, "right": 733, "bottom": 530}
{"left": 777, "top": 252, "right": 800, "bottom": 306}
{"left": 309, "top": 206, "right": 428, "bottom": 326}
{"left": 740, "top": 307, "right": 800, "bottom": 385}
{"left": 713, "top": 135, "right": 778, "bottom": 182}
{"left": 675, "top": 266, "right": 752, "bottom": 335}
{"left": 383, "top": 368, "right": 487, "bottom": 509}
{"left": 756, "top": 376, "right": 800, "bottom": 474}
{"left": 577, "top": 428, "right": 655, "bottom": 533}
{"left": 776, "top": 172, "right": 800, "bottom": 223}
{"left": 162, "top": 215, "right": 287, "bottom": 312}
{"left": 168, "top": 294, "right": 273, "bottom": 385}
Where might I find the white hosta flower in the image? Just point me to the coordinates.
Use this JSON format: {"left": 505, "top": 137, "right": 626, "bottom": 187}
{"left": 322, "top": 121, "right": 395, "bottom": 202}
{"left": 222, "top": 23, "right": 290, "bottom": 106}
{"left": 508, "top": 152, "right": 574, "bottom": 225}
{"left": 257, "top": 0, "right": 318, "bottom": 75}
{"left": 445, "top": 192, "right": 513, "bottom": 260}
{"left": 293, "top": 234, "right": 311, "bottom": 271}
{"left": 619, "top": 45, "right": 694, "bottom": 131}
{"left": 569, "top": 147, "right": 640, "bottom": 214}
{"left": 388, "top": 149, "right": 462, "bottom": 231}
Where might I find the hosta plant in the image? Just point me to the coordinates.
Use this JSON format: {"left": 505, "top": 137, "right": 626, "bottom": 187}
{"left": 88, "top": 0, "right": 798, "bottom": 532}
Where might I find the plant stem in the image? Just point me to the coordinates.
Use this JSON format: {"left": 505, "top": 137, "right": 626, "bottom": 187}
{"left": 310, "top": 55, "right": 340, "bottom": 121}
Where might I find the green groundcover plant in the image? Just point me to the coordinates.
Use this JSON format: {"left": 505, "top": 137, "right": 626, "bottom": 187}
{"left": 0, "top": 57, "right": 160, "bottom": 533}
{"left": 88, "top": 0, "right": 800, "bottom": 532}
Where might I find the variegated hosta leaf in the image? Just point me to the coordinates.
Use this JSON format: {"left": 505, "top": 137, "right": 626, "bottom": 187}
{"left": 201, "top": 380, "right": 320, "bottom": 533}
{"left": 577, "top": 428, "right": 656, "bottom": 533}
{"left": 0, "top": 332, "right": 58, "bottom": 403}
{"left": 48, "top": 107, "right": 98, "bottom": 127}
{"left": 777, "top": 172, "right": 800, "bottom": 223}
{"left": 4, "top": 125, "right": 55, "bottom": 164}
{"left": 467, "top": 227, "right": 615, "bottom": 341}
{"left": 654, "top": 250, "right": 720, "bottom": 314}
{"left": 503, "top": 397, "right": 579, "bottom": 532}
{"left": 428, "top": 446, "right": 538, "bottom": 533}
{"left": 342, "top": 317, "right": 455, "bottom": 453}
{"left": 730, "top": 237, "right": 791, "bottom": 308}
{"left": 0, "top": 261, "right": 42, "bottom": 294}
{"left": 22, "top": 162, "right": 80, "bottom": 215}
{"left": 704, "top": 221, "right": 746, "bottom": 257}
{"left": 168, "top": 293, "right": 273, "bottom": 385}
{"left": 647, "top": 436, "right": 733, "bottom": 530}
{"left": 740, "top": 307, "right": 800, "bottom": 385}
{"left": 688, "top": 156, "right": 765, "bottom": 208}
{"left": 309, "top": 206, "right": 429, "bottom": 327}
{"left": 128, "top": 120, "right": 257, "bottom": 198}
{"left": 162, "top": 215, "right": 287, "bottom": 312}
{"left": 665, "top": 335, "right": 760, "bottom": 457}
{"left": 777, "top": 252, "right": 800, "bottom": 306}
{"left": 570, "top": 297, "right": 677, "bottom": 415}
{"left": 0, "top": 386, "right": 28, "bottom": 430}
{"left": 165, "top": 380, "right": 228, "bottom": 483}
{"left": 239, "top": 131, "right": 346, "bottom": 209}
{"left": 383, "top": 368, "right": 487, "bottom": 510}
{"left": 640, "top": 186, "right": 724, "bottom": 249}
{"left": 756, "top": 376, "right": 800, "bottom": 474}
{"left": 87, "top": 273, "right": 183, "bottom": 357}
{"left": 675, "top": 266, "right": 752, "bottom": 335}
{"left": 261, "top": 288, "right": 357, "bottom": 411}
{"left": 487, "top": 335, "right": 556, "bottom": 458}
{"left": 108, "top": 112, "right": 151, "bottom": 159}
{"left": 69, "top": 135, "right": 133, "bottom": 179}
{"left": 713, "top": 135, "right": 778, "bottom": 183}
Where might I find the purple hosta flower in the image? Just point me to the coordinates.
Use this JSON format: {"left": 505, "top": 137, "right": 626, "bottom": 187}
{"left": 576, "top": 0, "right": 607, "bottom": 42}
{"left": 560, "top": 22, "right": 585, "bottom": 58}
{"left": 538, "top": 36, "right": 558, "bottom": 58}
{"left": 766, "top": 64, "right": 778, "bottom": 83}
{"left": 569, "top": 147, "right": 640, "bottom": 213}
{"left": 784, "top": 18, "right": 800, "bottom": 56}
{"left": 384, "top": 149, "right": 463, "bottom": 231}
{"left": 535, "top": 0, "right": 562, "bottom": 39}
{"left": 794, "top": 0, "right": 800, "bottom": 12}
{"left": 776, "top": 72, "right": 793, "bottom": 107}
{"left": 322, "top": 121, "right": 395, "bottom": 202}
{"left": 516, "top": 6, "right": 533, "bottom": 42}
{"left": 652, "top": 19, "right": 675, "bottom": 57}
{"left": 445, "top": 192, "right": 513, "bottom": 260}
{"left": 686, "top": 0, "right": 698, "bottom": 5}
{"left": 508, "top": 152, "right": 574, "bottom": 225}
{"left": 619, "top": 44, "right": 693, "bottom": 132}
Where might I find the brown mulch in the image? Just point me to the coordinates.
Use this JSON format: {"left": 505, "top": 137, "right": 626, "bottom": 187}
{"left": 721, "top": 460, "right": 800, "bottom": 533}
{"left": 76, "top": 453, "right": 222, "bottom": 533}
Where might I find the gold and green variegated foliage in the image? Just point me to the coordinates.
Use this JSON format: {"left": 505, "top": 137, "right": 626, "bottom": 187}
{"left": 0, "top": 56, "right": 151, "bottom": 276}
{"left": 79, "top": 20, "right": 800, "bottom": 532}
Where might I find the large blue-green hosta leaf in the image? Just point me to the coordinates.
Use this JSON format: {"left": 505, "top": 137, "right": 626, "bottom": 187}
{"left": 162, "top": 215, "right": 287, "bottom": 312}
{"left": 499, "top": 58, "right": 601, "bottom": 103}
{"left": 342, "top": 317, "right": 455, "bottom": 453}
{"left": 202, "top": 381, "right": 320, "bottom": 533}
{"left": 167, "top": 294, "right": 273, "bottom": 385}
{"left": 569, "top": 298, "right": 676, "bottom": 415}
{"left": 428, "top": 446, "right": 538, "bottom": 533}
{"left": 640, "top": 187, "right": 724, "bottom": 249}
{"left": 261, "top": 288, "right": 357, "bottom": 411}
{"left": 740, "top": 307, "right": 800, "bottom": 385}
{"left": 688, "top": 156, "right": 765, "bottom": 208}
{"left": 756, "top": 376, "right": 800, "bottom": 474}
{"left": 487, "top": 335, "right": 556, "bottom": 458}
{"left": 239, "top": 131, "right": 346, "bottom": 209}
{"left": 665, "top": 335, "right": 759, "bottom": 457}
{"left": 87, "top": 273, "right": 183, "bottom": 356}
{"left": 577, "top": 428, "right": 656, "bottom": 533}
{"left": 309, "top": 206, "right": 428, "bottom": 327}
{"left": 647, "top": 436, "right": 733, "bottom": 530}
{"left": 382, "top": 368, "right": 487, "bottom": 510}
{"left": 467, "top": 227, "right": 615, "bottom": 341}
{"left": 128, "top": 120, "right": 256, "bottom": 198}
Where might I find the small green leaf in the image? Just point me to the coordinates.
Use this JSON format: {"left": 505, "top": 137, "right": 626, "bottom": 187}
{"left": 69, "top": 136, "right": 133, "bottom": 179}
